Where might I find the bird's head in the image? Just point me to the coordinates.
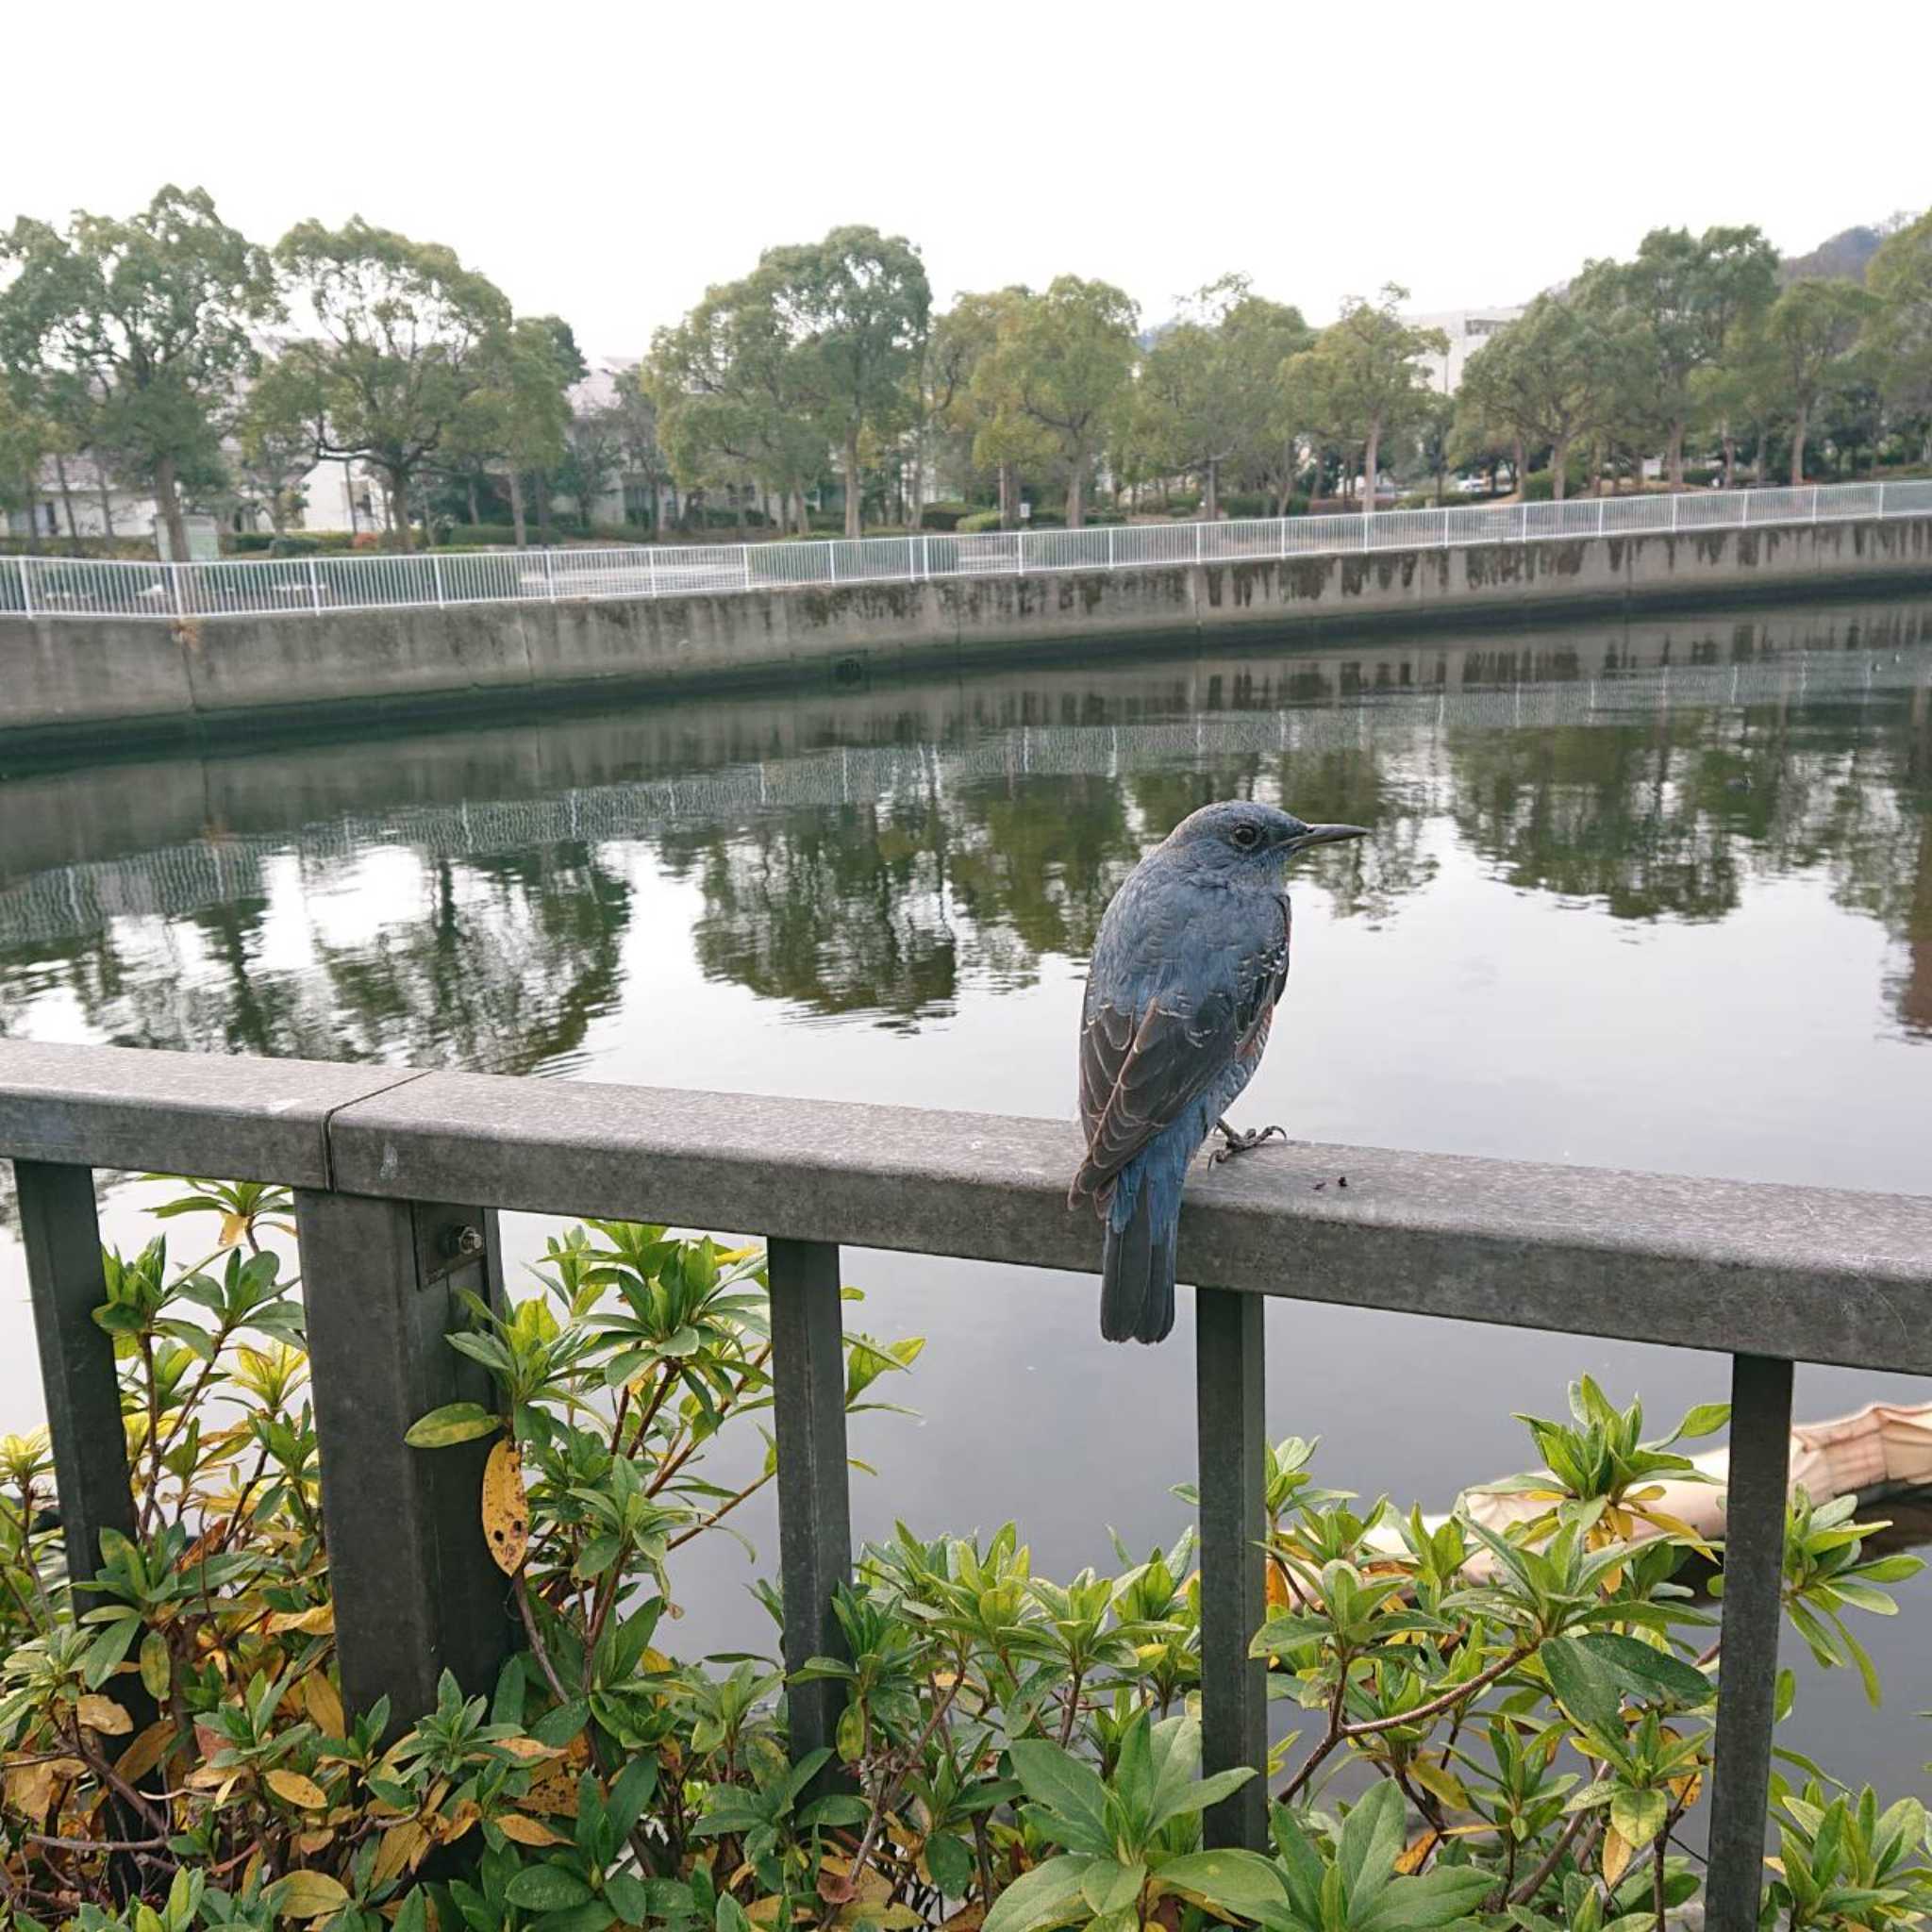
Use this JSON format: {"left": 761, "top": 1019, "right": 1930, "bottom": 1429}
{"left": 1163, "top": 800, "right": 1370, "bottom": 875}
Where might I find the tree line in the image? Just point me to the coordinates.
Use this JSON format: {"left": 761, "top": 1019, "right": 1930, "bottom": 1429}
{"left": 4, "top": 189, "right": 1930, "bottom": 558}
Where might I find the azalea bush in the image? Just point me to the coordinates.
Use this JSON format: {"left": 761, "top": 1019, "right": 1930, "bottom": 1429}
{"left": 0, "top": 1179, "right": 1926, "bottom": 1930}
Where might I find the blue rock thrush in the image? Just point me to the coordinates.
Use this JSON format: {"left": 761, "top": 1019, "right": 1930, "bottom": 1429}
{"left": 1069, "top": 801, "right": 1368, "bottom": 1343}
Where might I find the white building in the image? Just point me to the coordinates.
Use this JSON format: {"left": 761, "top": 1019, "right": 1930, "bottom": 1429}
{"left": 6, "top": 449, "right": 393, "bottom": 545}
{"left": 1408, "top": 307, "right": 1526, "bottom": 394}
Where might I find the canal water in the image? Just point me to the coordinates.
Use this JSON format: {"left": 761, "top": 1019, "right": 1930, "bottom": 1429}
{"left": 2, "top": 591, "right": 1928, "bottom": 1794}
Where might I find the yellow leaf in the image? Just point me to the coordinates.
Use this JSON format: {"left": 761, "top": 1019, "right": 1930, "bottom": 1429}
{"left": 294, "top": 1827, "right": 336, "bottom": 1856}
{"left": 374, "top": 1820, "right": 428, "bottom": 1883}
{"left": 268, "top": 1605, "right": 336, "bottom": 1636}
{"left": 482, "top": 1440, "right": 529, "bottom": 1577}
{"left": 745, "top": 1900, "right": 787, "bottom": 1928}
{"left": 1265, "top": 1559, "right": 1292, "bottom": 1611}
{"left": 1636, "top": 1508, "right": 1718, "bottom": 1557}
{"left": 219, "top": 1210, "right": 251, "bottom": 1249}
{"left": 1396, "top": 1829, "right": 1441, "bottom": 1874}
{"left": 493, "top": 1736, "right": 560, "bottom": 1761}
{"left": 524, "top": 1763, "right": 581, "bottom": 1816}
{"left": 1409, "top": 1757, "right": 1472, "bottom": 1811}
{"left": 77, "top": 1694, "right": 133, "bottom": 1737}
{"left": 274, "top": 1871, "right": 351, "bottom": 1920}
{"left": 437, "top": 1798, "right": 480, "bottom": 1845}
{"left": 1603, "top": 1825, "right": 1633, "bottom": 1889}
{"left": 5, "top": 1757, "right": 59, "bottom": 1825}
{"left": 495, "top": 1811, "right": 567, "bottom": 1846}
{"left": 116, "top": 1723, "right": 175, "bottom": 1785}
{"left": 267, "top": 1769, "right": 328, "bottom": 1808}
{"left": 304, "top": 1673, "right": 346, "bottom": 1740}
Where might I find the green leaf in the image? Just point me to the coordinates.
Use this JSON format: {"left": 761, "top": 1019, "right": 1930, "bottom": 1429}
{"left": 1609, "top": 1788, "right": 1669, "bottom": 1850}
{"left": 981, "top": 1853, "right": 1096, "bottom": 1932}
{"left": 404, "top": 1402, "right": 501, "bottom": 1448}
{"left": 924, "top": 1831, "right": 974, "bottom": 1897}
{"left": 1540, "top": 1634, "right": 1624, "bottom": 1734}
{"left": 1007, "top": 1740, "right": 1112, "bottom": 1856}
{"left": 504, "top": 1865, "right": 595, "bottom": 1910}
{"left": 1155, "top": 1848, "right": 1288, "bottom": 1915}
{"left": 1357, "top": 1866, "right": 1498, "bottom": 1932}
{"left": 1081, "top": 1859, "right": 1144, "bottom": 1915}
{"left": 1579, "top": 1631, "right": 1712, "bottom": 1705}
{"left": 1339, "top": 1778, "right": 1408, "bottom": 1909}
{"left": 529, "top": 1907, "right": 617, "bottom": 1932}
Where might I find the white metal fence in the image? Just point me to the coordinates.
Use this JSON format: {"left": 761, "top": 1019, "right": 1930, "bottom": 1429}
{"left": 6, "top": 480, "right": 1931, "bottom": 623}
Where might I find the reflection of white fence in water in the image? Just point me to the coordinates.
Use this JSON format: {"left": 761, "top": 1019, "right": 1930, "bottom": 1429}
{"left": 7, "top": 480, "right": 1932, "bottom": 622}
{"left": 4, "top": 643, "right": 1925, "bottom": 951}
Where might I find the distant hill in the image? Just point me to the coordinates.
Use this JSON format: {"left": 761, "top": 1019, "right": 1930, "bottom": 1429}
{"left": 1780, "top": 215, "right": 1918, "bottom": 285}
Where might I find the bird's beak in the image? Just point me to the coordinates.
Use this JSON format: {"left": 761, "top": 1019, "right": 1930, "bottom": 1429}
{"left": 1285, "top": 823, "right": 1370, "bottom": 856}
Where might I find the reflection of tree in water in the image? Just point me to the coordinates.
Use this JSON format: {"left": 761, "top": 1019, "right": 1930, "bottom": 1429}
{"left": 655, "top": 799, "right": 959, "bottom": 1031}
{"left": 4, "top": 842, "right": 632, "bottom": 1074}
{"left": 1444, "top": 677, "right": 1932, "bottom": 1035}
{"left": 1447, "top": 713, "right": 1750, "bottom": 922}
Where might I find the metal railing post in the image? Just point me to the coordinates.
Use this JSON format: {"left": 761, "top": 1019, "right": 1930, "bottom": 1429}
{"left": 1811, "top": 487, "right": 1820, "bottom": 522}
{"left": 169, "top": 562, "right": 188, "bottom": 621}
{"left": 1195, "top": 521, "right": 1205, "bottom": 563}
{"left": 768, "top": 1238, "right": 853, "bottom": 1775}
{"left": 827, "top": 541, "right": 838, "bottom": 584}
{"left": 741, "top": 543, "right": 753, "bottom": 592}
{"left": 646, "top": 548, "right": 658, "bottom": 598}
{"left": 1197, "top": 1286, "right": 1268, "bottom": 1850}
{"left": 1878, "top": 481, "right": 1887, "bottom": 519}
{"left": 15, "top": 1161, "right": 142, "bottom": 1602}
{"left": 1016, "top": 529, "right": 1026, "bottom": 575}
{"left": 1520, "top": 503, "right": 1529, "bottom": 543}
{"left": 16, "top": 556, "right": 31, "bottom": 619}
{"left": 1705, "top": 1353, "right": 1793, "bottom": 1932}
{"left": 294, "top": 1190, "right": 512, "bottom": 1729}
{"left": 308, "top": 559, "right": 322, "bottom": 612}
{"left": 1671, "top": 494, "right": 1679, "bottom": 533}
{"left": 432, "top": 555, "right": 445, "bottom": 608}
{"left": 1596, "top": 498, "right": 1606, "bottom": 537}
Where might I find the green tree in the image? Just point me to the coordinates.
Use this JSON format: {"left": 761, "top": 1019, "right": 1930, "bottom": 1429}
{"left": 1467, "top": 294, "right": 1603, "bottom": 501}
{"left": 1280, "top": 285, "right": 1446, "bottom": 510}
{"left": 0, "top": 380, "right": 54, "bottom": 550}
{"left": 274, "top": 218, "right": 512, "bottom": 550}
{"left": 234, "top": 354, "right": 322, "bottom": 534}
{"left": 558, "top": 398, "right": 626, "bottom": 532}
{"left": 974, "top": 276, "right": 1138, "bottom": 528}
{"left": 1762, "top": 278, "right": 1877, "bottom": 484}
{"left": 647, "top": 273, "right": 826, "bottom": 537}
{"left": 1606, "top": 225, "right": 1779, "bottom": 490}
{"left": 1137, "top": 275, "right": 1311, "bottom": 517}
{"left": 761, "top": 225, "right": 930, "bottom": 540}
{"left": 447, "top": 318, "right": 577, "bottom": 548}
{"left": 1863, "top": 209, "right": 1932, "bottom": 461}
{"left": 930, "top": 288, "right": 1055, "bottom": 527}
{"left": 0, "top": 187, "right": 278, "bottom": 560}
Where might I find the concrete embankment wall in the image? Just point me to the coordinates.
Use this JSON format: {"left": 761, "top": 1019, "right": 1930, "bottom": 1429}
{"left": 4, "top": 516, "right": 1930, "bottom": 755}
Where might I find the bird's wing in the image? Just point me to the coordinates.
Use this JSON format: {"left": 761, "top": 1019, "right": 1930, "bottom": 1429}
{"left": 1072, "top": 895, "right": 1289, "bottom": 1207}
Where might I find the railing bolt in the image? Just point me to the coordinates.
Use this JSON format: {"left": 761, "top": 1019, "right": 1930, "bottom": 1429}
{"left": 441, "top": 1223, "right": 485, "bottom": 1259}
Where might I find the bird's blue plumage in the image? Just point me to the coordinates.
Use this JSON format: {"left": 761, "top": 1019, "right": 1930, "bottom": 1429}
{"left": 1071, "top": 800, "right": 1366, "bottom": 1342}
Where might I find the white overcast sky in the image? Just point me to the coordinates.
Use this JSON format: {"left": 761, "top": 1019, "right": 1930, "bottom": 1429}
{"left": 6, "top": 2, "right": 1926, "bottom": 364}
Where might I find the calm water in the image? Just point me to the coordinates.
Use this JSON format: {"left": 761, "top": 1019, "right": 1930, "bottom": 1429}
{"left": 2, "top": 593, "right": 1929, "bottom": 1791}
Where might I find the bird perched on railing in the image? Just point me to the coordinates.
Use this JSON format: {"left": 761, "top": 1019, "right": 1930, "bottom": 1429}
{"left": 1069, "top": 801, "right": 1368, "bottom": 1343}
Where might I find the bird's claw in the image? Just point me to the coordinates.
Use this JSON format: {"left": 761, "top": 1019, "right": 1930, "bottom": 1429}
{"left": 1209, "top": 1122, "right": 1288, "bottom": 1164}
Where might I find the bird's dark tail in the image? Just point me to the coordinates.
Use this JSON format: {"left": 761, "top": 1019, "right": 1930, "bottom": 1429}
{"left": 1099, "top": 1189, "right": 1177, "bottom": 1344}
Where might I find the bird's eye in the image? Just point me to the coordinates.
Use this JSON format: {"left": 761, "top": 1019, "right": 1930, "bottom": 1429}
{"left": 1232, "top": 824, "right": 1260, "bottom": 848}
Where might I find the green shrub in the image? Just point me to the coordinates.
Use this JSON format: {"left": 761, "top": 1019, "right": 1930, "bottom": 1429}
{"left": 1165, "top": 490, "right": 1202, "bottom": 516}
{"left": 919, "top": 500, "right": 977, "bottom": 531}
{"left": 2, "top": 1180, "right": 1922, "bottom": 1930}
{"left": 958, "top": 509, "right": 1007, "bottom": 533}
{"left": 1221, "top": 491, "right": 1271, "bottom": 519}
